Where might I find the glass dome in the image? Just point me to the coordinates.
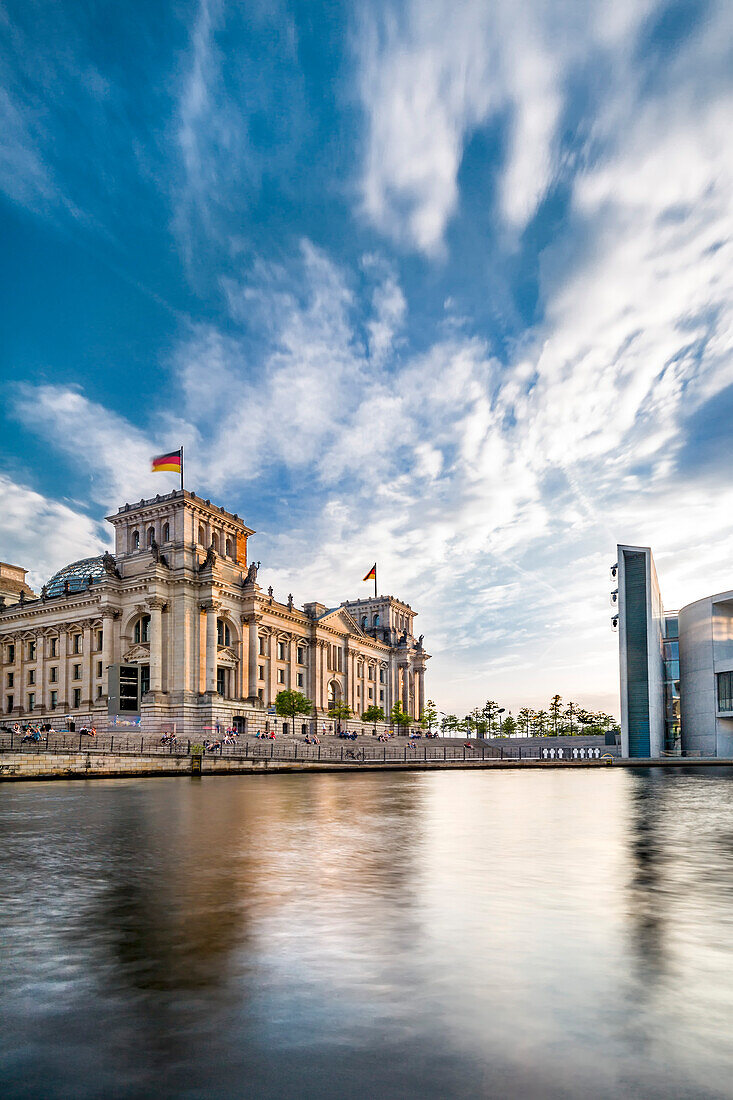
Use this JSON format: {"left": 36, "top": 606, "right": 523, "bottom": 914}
{"left": 45, "top": 555, "right": 108, "bottom": 598}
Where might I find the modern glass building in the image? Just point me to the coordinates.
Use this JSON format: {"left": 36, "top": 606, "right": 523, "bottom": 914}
{"left": 615, "top": 544, "right": 733, "bottom": 758}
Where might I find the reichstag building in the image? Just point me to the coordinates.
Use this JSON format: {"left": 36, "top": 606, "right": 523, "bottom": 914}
{"left": 0, "top": 490, "right": 429, "bottom": 735}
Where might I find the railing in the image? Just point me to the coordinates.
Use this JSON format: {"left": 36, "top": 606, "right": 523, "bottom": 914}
{"left": 0, "top": 731, "right": 619, "bottom": 764}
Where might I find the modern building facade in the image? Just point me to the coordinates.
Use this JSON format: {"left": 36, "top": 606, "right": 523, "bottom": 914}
{"left": 615, "top": 543, "right": 732, "bottom": 758}
{"left": 0, "top": 490, "right": 429, "bottom": 735}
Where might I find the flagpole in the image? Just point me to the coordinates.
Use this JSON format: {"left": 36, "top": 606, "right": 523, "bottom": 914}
{"left": 374, "top": 563, "right": 377, "bottom": 600}
{"left": 180, "top": 445, "right": 184, "bottom": 492}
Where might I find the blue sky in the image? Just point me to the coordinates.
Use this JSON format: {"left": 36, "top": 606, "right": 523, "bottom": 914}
{"left": 1, "top": 0, "right": 732, "bottom": 717}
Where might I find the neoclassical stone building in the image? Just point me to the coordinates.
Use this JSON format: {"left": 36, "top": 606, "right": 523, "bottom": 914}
{"left": 0, "top": 490, "right": 429, "bottom": 734}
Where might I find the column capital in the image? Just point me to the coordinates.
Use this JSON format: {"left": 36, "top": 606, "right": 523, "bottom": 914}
{"left": 147, "top": 597, "right": 168, "bottom": 611}
{"left": 100, "top": 607, "right": 119, "bottom": 620}
{"left": 241, "top": 612, "right": 261, "bottom": 625}
{"left": 199, "top": 599, "right": 221, "bottom": 614}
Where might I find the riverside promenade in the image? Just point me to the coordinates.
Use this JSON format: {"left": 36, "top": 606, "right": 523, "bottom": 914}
{"left": 0, "top": 730, "right": 727, "bottom": 781}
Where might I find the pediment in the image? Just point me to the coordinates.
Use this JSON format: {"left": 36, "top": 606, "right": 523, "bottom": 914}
{"left": 216, "top": 646, "right": 238, "bottom": 666}
{"left": 122, "top": 644, "right": 150, "bottom": 662}
{"left": 318, "top": 607, "right": 366, "bottom": 638}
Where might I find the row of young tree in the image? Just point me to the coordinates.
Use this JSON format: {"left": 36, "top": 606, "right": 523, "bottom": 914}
{"left": 439, "top": 695, "right": 619, "bottom": 738}
{"left": 274, "top": 688, "right": 429, "bottom": 733}
{"left": 273, "top": 690, "right": 617, "bottom": 739}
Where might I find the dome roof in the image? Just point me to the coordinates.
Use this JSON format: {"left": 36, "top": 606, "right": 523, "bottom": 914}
{"left": 45, "top": 555, "right": 108, "bottom": 598}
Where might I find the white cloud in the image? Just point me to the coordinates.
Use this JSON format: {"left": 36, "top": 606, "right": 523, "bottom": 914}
{"left": 0, "top": 475, "right": 108, "bottom": 590}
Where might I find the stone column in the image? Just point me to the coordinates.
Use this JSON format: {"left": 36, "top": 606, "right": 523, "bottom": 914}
{"left": 101, "top": 610, "right": 116, "bottom": 702}
{"left": 35, "top": 632, "right": 45, "bottom": 713}
{"left": 401, "top": 663, "right": 409, "bottom": 713}
{"left": 287, "top": 634, "right": 295, "bottom": 690}
{"left": 268, "top": 634, "right": 278, "bottom": 706}
{"left": 202, "top": 602, "right": 219, "bottom": 694}
{"left": 81, "top": 621, "right": 93, "bottom": 707}
{"left": 414, "top": 666, "right": 425, "bottom": 721}
{"left": 58, "top": 630, "right": 69, "bottom": 711}
{"left": 148, "top": 598, "right": 167, "bottom": 695}
{"left": 247, "top": 617, "right": 260, "bottom": 700}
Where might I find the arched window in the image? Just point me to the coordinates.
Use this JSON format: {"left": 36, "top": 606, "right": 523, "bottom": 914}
{"left": 373, "top": 614, "right": 380, "bottom": 627}
{"left": 198, "top": 525, "right": 205, "bottom": 545}
{"left": 147, "top": 527, "right": 155, "bottom": 546}
{"left": 217, "top": 618, "right": 231, "bottom": 647}
{"left": 134, "top": 615, "right": 151, "bottom": 644}
{"left": 225, "top": 538, "right": 233, "bottom": 557}
{"left": 211, "top": 533, "right": 219, "bottom": 554}
{"left": 361, "top": 616, "right": 368, "bottom": 629}
{"left": 132, "top": 530, "right": 140, "bottom": 550}
{"left": 162, "top": 522, "right": 170, "bottom": 542}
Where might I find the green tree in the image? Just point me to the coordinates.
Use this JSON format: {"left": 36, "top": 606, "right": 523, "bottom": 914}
{"left": 421, "top": 698, "right": 439, "bottom": 733}
{"left": 549, "top": 694, "right": 563, "bottom": 736}
{"left": 362, "top": 704, "right": 385, "bottom": 724}
{"left": 441, "top": 713, "right": 460, "bottom": 736}
{"left": 533, "top": 710, "right": 549, "bottom": 736}
{"left": 563, "top": 701, "right": 577, "bottom": 735}
{"left": 275, "top": 689, "right": 314, "bottom": 727}
{"left": 517, "top": 707, "right": 535, "bottom": 737}
{"left": 328, "top": 701, "right": 352, "bottom": 724}
{"left": 501, "top": 714, "right": 517, "bottom": 738}
{"left": 390, "top": 701, "right": 412, "bottom": 735}
{"left": 481, "top": 700, "right": 503, "bottom": 734}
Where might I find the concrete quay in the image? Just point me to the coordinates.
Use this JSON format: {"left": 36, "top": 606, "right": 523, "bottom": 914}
{"left": 0, "top": 749, "right": 730, "bottom": 782}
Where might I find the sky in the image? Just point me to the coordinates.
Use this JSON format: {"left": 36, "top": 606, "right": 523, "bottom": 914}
{"left": 1, "top": 0, "right": 732, "bottom": 719}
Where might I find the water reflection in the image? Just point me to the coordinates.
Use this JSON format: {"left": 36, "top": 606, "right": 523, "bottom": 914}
{"left": 2, "top": 770, "right": 733, "bottom": 1099}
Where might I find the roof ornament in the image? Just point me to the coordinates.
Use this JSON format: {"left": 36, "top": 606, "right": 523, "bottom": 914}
{"left": 244, "top": 560, "right": 260, "bottom": 587}
{"left": 102, "top": 551, "right": 121, "bottom": 578}
{"left": 287, "top": 593, "right": 294, "bottom": 610}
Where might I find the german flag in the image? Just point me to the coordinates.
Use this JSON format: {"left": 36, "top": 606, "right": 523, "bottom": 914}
{"left": 152, "top": 449, "right": 182, "bottom": 474}
{"left": 363, "top": 564, "right": 376, "bottom": 581}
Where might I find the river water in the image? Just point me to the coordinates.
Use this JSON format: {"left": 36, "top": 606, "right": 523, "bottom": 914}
{"left": 2, "top": 769, "right": 733, "bottom": 1099}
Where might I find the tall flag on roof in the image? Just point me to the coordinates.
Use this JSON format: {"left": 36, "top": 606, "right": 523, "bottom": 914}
{"left": 363, "top": 563, "right": 377, "bottom": 598}
{"left": 152, "top": 447, "right": 184, "bottom": 490}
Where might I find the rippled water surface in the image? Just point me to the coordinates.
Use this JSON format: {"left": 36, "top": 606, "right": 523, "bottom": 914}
{"left": 2, "top": 769, "right": 733, "bottom": 1098}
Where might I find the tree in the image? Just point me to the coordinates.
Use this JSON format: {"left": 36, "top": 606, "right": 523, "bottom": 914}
{"left": 517, "top": 707, "right": 535, "bottom": 737}
{"left": 533, "top": 710, "right": 549, "bottom": 736}
{"left": 275, "top": 689, "right": 313, "bottom": 727}
{"left": 328, "top": 701, "right": 352, "bottom": 725}
{"left": 441, "top": 713, "right": 460, "bottom": 736}
{"left": 362, "top": 705, "right": 385, "bottom": 724}
{"left": 390, "top": 701, "right": 412, "bottom": 735}
{"left": 549, "top": 694, "right": 563, "bottom": 736}
{"left": 421, "top": 699, "right": 439, "bottom": 733}
{"left": 563, "top": 701, "right": 577, "bottom": 735}
{"left": 481, "top": 700, "right": 504, "bottom": 734}
{"left": 501, "top": 714, "right": 517, "bottom": 738}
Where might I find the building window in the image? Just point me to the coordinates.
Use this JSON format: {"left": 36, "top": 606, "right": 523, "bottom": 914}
{"left": 225, "top": 538, "right": 233, "bottom": 557}
{"left": 147, "top": 527, "right": 155, "bottom": 546}
{"left": 258, "top": 688, "right": 263, "bottom": 701}
{"left": 278, "top": 641, "right": 286, "bottom": 660}
{"left": 95, "top": 630, "right": 103, "bottom": 651}
{"left": 259, "top": 637, "right": 266, "bottom": 656}
{"left": 50, "top": 637, "right": 58, "bottom": 657}
{"left": 258, "top": 665, "right": 264, "bottom": 680}
{"left": 96, "top": 686, "right": 102, "bottom": 699}
{"left": 6, "top": 672, "right": 13, "bottom": 688}
{"left": 7, "top": 644, "right": 14, "bottom": 663}
{"left": 73, "top": 664, "right": 81, "bottom": 681}
{"left": 379, "top": 669, "right": 385, "bottom": 683}
{"left": 357, "top": 686, "right": 361, "bottom": 696}
{"left": 211, "top": 533, "right": 219, "bottom": 553}
{"left": 297, "top": 646, "right": 305, "bottom": 664}
{"left": 96, "top": 661, "right": 102, "bottom": 678}
{"left": 361, "top": 616, "right": 367, "bottom": 629}
{"left": 718, "top": 672, "right": 733, "bottom": 712}
{"left": 368, "top": 688, "right": 373, "bottom": 700}
{"left": 28, "top": 641, "right": 36, "bottom": 660}
{"left": 132, "top": 530, "right": 140, "bottom": 550}
{"left": 49, "top": 666, "right": 57, "bottom": 683}
{"left": 162, "top": 522, "right": 170, "bottom": 542}
{"left": 28, "top": 693, "right": 35, "bottom": 710}
{"left": 72, "top": 634, "right": 81, "bottom": 654}
{"left": 198, "top": 525, "right": 205, "bottom": 545}
{"left": 50, "top": 691, "right": 57, "bottom": 710}
{"left": 217, "top": 619, "right": 231, "bottom": 647}
{"left": 73, "top": 688, "right": 81, "bottom": 708}
{"left": 379, "top": 690, "right": 384, "bottom": 702}
{"left": 28, "top": 669, "right": 35, "bottom": 685}
{"left": 373, "top": 614, "right": 380, "bottom": 627}
{"left": 140, "top": 665, "right": 150, "bottom": 696}
{"left": 134, "top": 616, "right": 150, "bottom": 644}
{"left": 297, "top": 673, "right": 304, "bottom": 688}
{"left": 277, "top": 669, "right": 285, "bottom": 684}
{"left": 217, "top": 667, "right": 227, "bottom": 696}
{"left": 6, "top": 695, "right": 13, "bottom": 713}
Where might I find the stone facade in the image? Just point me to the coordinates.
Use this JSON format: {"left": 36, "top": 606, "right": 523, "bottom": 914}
{"left": 0, "top": 490, "right": 429, "bottom": 734}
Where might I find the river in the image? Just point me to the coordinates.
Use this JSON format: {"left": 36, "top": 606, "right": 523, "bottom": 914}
{"left": 2, "top": 768, "right": 733, "bottom": 1098}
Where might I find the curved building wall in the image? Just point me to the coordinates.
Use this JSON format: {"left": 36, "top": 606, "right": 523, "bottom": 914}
{"left": 679, "top": 592, "right": 733, "bottom": 757}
